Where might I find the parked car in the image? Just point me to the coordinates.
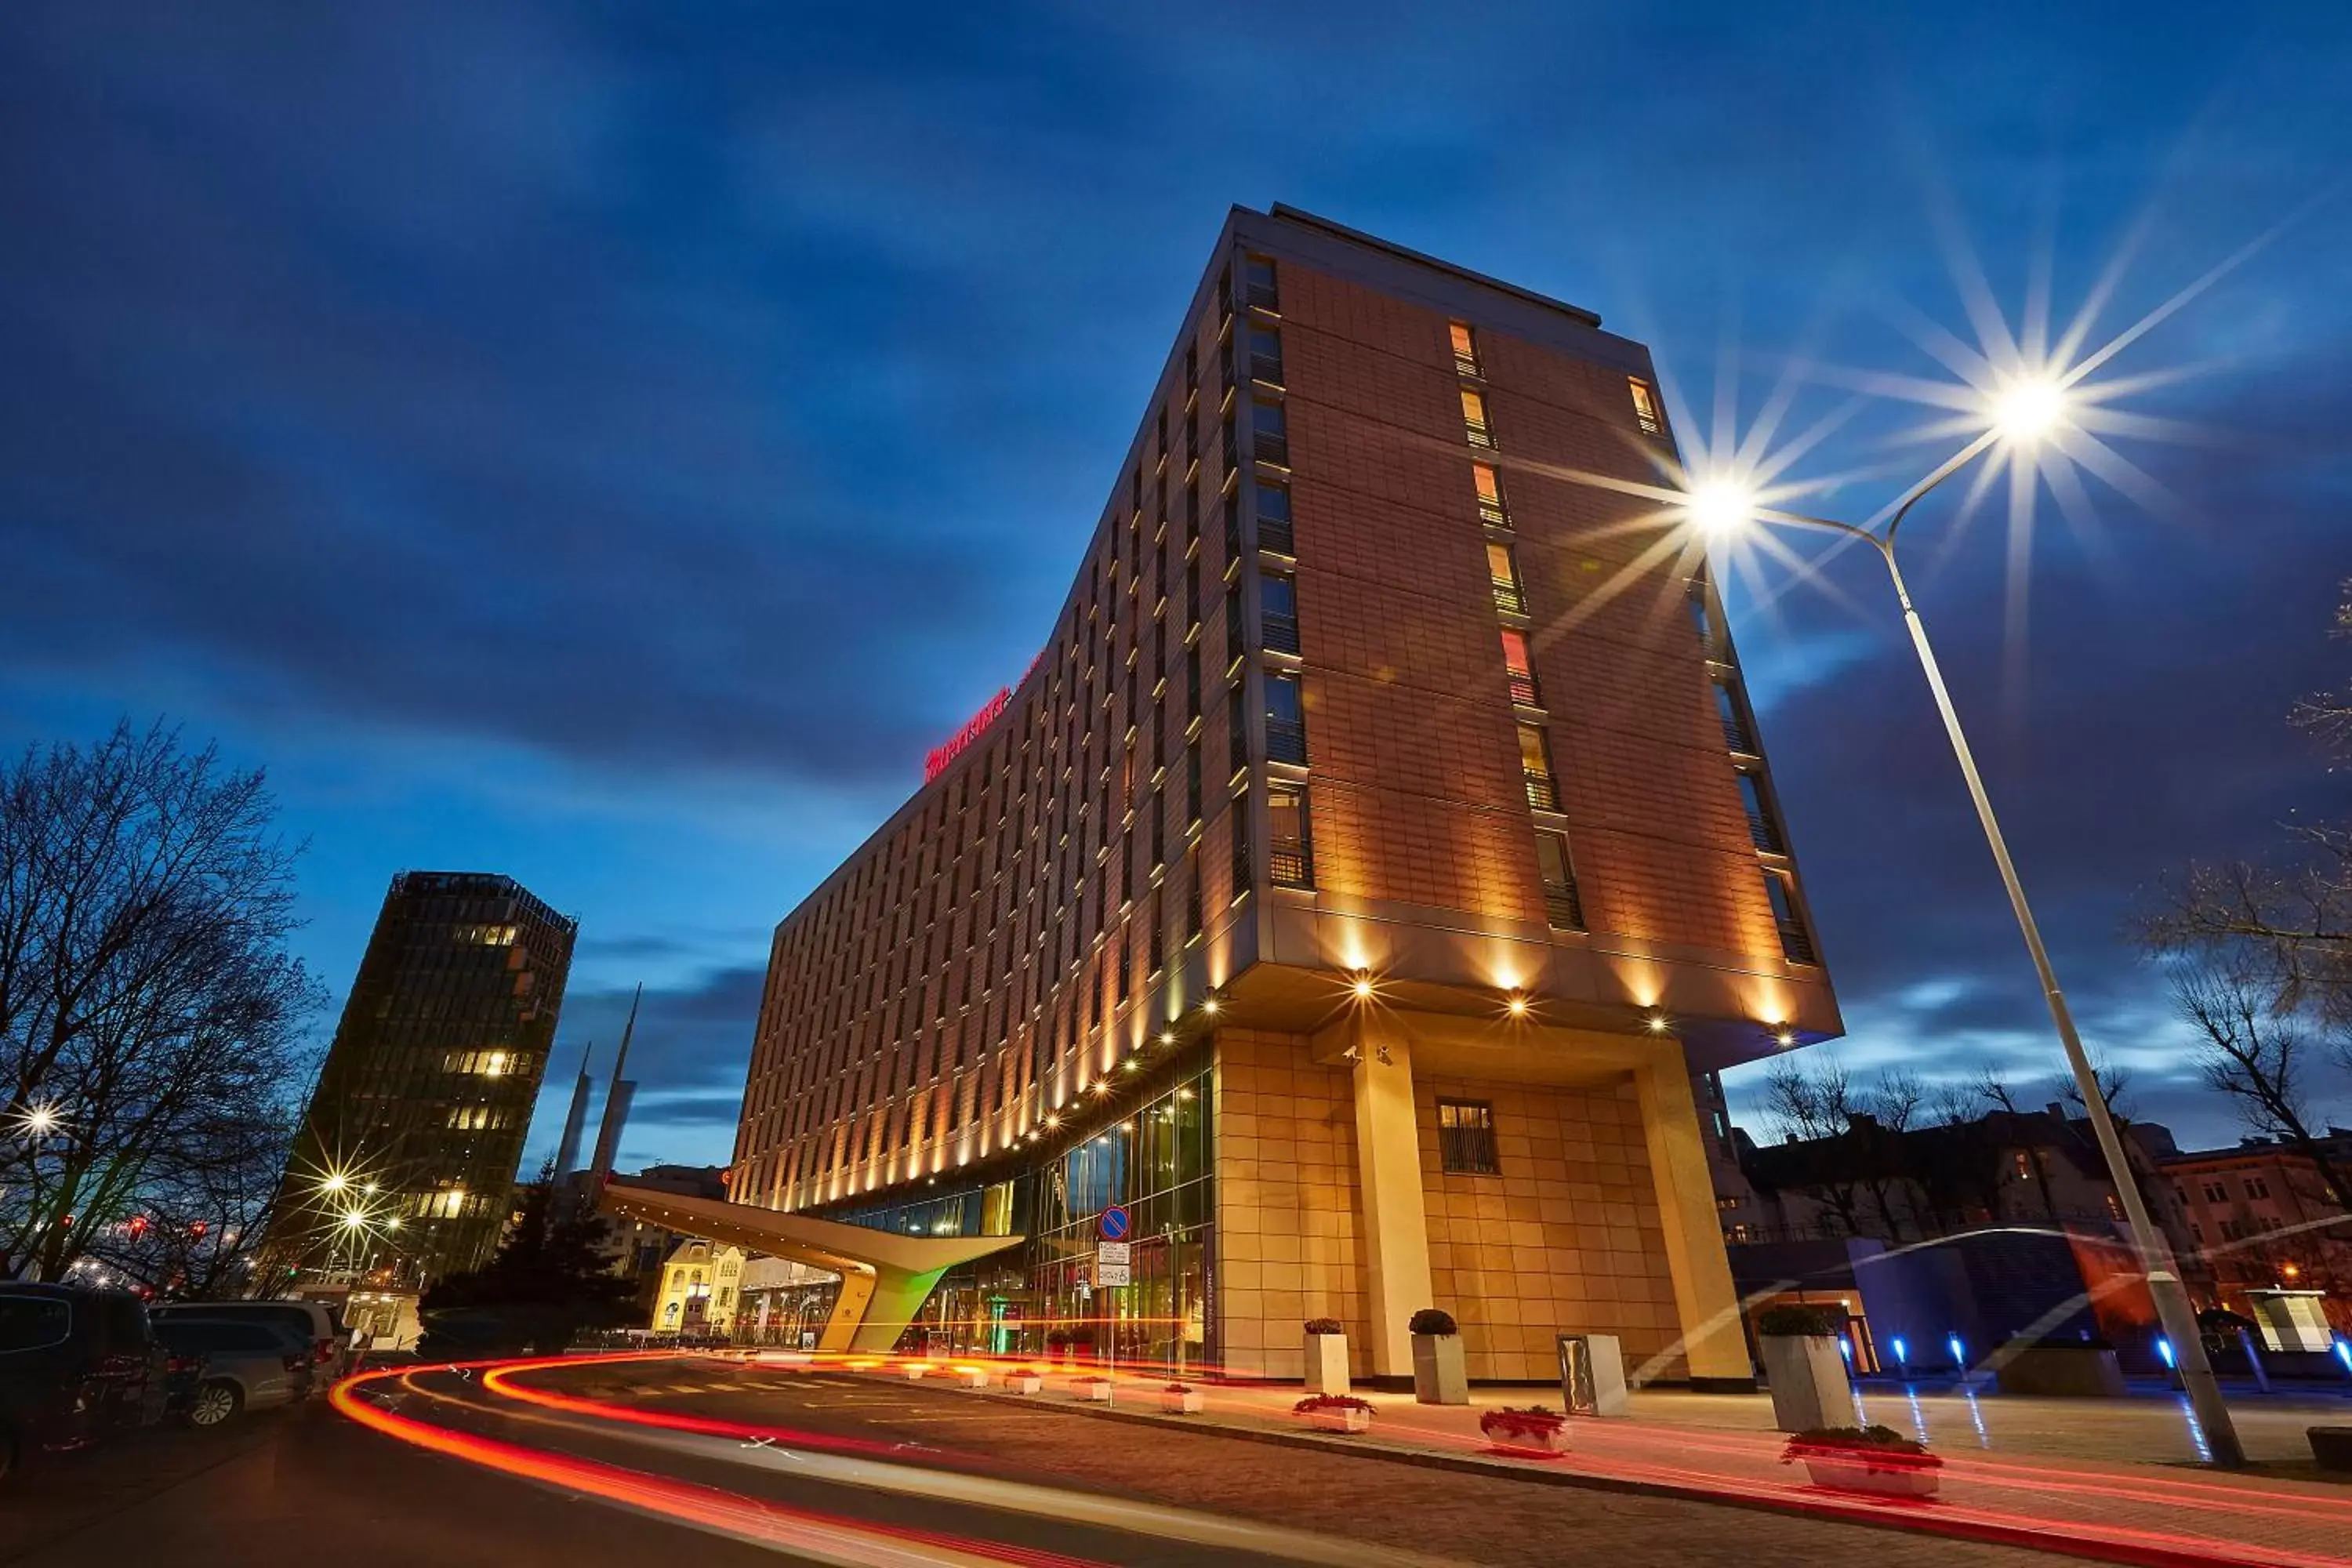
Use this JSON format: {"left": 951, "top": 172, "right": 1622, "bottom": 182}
{"left": 151, "top": 1300, "right": 351, "bottom": 1386}
{"left": 151, "top": 1319, "right": 315, "bottom": 1428}
{"left": 1, "top": 1284, "right": 169, "bottom": 1485}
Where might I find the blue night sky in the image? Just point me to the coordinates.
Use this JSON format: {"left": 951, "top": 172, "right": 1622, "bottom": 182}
{"left": 5, "top": 2, "right": 2348, "bottom": 1171}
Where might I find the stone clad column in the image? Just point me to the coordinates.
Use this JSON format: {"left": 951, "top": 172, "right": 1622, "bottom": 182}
{"left": 1635, "top": 1047, "right": 1755, "bottom": 1389}
{"left": 1346, "top": 1017, "right": 1435, "bottom": 1381}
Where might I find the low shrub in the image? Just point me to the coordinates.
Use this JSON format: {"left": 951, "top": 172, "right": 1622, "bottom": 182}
{"left": 1164, "top": 1382, "right": 1194, "bottom": 1394}
{"left": 1407, "top": 1308, "right": 1457, "bottom": 1337}
{"left": 1304, "top": 1317, "right": 1345, "bottom": 1336}
{"left": 1755, "top": 1304, "right": 1843, "bottom": 1338}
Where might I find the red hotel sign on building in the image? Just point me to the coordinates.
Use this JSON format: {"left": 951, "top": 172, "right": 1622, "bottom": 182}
{"left": 924, "top": 688, "right": 1013, "bottom": 782}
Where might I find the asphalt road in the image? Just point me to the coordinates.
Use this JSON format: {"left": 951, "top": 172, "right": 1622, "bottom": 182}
{"left": 1, "top": 1356, "right": 2063, "bottom": 1567}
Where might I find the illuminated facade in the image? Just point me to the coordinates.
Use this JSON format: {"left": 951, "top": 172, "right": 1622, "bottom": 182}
{"left": 731, "top": 205, "right": 1840, "bottom": 1385}
{"left": 275, "top": 871, "right": 577, "bottom": 1284}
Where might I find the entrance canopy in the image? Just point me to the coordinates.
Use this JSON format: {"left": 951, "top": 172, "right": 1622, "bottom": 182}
{"left": 599, "top": 1180, "right": 1022, "bottom": 1352}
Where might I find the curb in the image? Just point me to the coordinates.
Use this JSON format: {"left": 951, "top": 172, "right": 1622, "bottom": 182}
{"left": 953, "top": 1383, "right": 2300, "bottom": 1568}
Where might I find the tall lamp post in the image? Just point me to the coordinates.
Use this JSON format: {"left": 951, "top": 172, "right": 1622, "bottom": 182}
{"left": 1686, "top": 379, "right": 2245, "bottom": 1467}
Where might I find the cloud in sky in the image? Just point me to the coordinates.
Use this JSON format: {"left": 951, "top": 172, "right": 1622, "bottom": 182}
{"left": 3, "top": 0, "right": 2349, "bottom": 1168}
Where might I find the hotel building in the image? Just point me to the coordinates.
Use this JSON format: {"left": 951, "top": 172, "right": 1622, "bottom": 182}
{"left": 710, "top": 205, "right": 1840, "bottom": 1385}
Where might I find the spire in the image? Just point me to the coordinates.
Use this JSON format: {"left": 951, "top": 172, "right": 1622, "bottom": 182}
{"left": 588, "top": 983, "right": 644, "bottom": 1188}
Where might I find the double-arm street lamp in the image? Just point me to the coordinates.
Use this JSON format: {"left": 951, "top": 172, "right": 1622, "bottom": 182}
{"left": 1684, "top": 379, "right": 2246, "bottom": 1466}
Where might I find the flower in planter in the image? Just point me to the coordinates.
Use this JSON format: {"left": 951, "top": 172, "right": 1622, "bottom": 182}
{"left": 1164, "top": 1383, "right": 1195, "bottom": 1394}
{"left": 1779, "top": 1425, "right": 1942, "bottom": 1469}
{"left": 1479, "top": 1406, "right": 1567, "bottom": 1443}
{"left": 1407, "top": 1308, "right": 1457, "bottom": 1337}
{"left": 1303, "top": 1318, "right": 1344, "bottom": 1336}
{"left": 1294, "top": 1394, "right": 1376, "bottom": 1414}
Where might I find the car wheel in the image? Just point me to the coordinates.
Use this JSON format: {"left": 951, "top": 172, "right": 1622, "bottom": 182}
{"left": 186, "top": 1381, "right": 242, "bottom": 1429}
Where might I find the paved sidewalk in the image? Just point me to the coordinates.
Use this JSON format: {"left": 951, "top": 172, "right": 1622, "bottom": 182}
{"left": 745, "top": 1352, "right": 2352, "bottom": 1568}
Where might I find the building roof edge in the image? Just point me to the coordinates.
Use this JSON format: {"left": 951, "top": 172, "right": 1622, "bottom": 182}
{"left": 1262, "top": 202, "right": 1604, "bottom": 328}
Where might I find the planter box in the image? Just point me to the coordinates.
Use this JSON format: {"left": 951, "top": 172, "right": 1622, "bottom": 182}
{"left": 1004, "top": 1374, "right": 1043, "bottom": 1396}
{"left": 1160, "top": 1389, "right": 1206, "bottom": 1414}
{"left": 1304, "top": 1406, "right": 1372, "bottom": 1434}
{"left": 1994, "top": 1345, "right": 2126, "bottom": 1399}
{"left": 753, "top": 1351, "right": 813, "bottom": 1367}
{"left": 1759, "top": 1334, "right": 1853, "bottom": 1434}
{"left": 1411, "top": 1334, "right": 1468, "bottom": 1406}
{"left": 1069, "top": 1379, "right": 1113, "bottom": 1402}
{"left": 1484, "top": 1425, "right": 1568, "bottom": 1457}
{"left": 900, "top": 1364, "right": 930, "bottom": 1380}
{"left": 1795, "top": 1454, "right": 1941, "bottom": 1499}
{"left": 1305, "top": 1332, "right": 1351, "bottom": 1397}
{"left": 2308, "top": 1426, "right": 2352, "bottom": 1472}
{"left": 953, "top": 1368, "right": 990, "bottom": 1388}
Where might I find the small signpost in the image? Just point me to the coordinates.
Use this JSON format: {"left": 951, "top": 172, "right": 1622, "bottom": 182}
{"left": 1096, "top": 1207, "right": 1132, "bottom": 1394}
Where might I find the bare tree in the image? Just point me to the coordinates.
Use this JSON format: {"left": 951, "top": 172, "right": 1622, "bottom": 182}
{"left": 2144, "top": 581, "right": 2352, "bottom": 1025}
{"left": 0, "top": 721, "right": 324, "bottom": 1281}
{"left": 2168, "top": 945, "right": 2352, "bottom": 1214}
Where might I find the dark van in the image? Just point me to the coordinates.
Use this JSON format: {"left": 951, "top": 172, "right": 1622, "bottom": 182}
{"left": 0, "top": 1283, "right": 169, "bottom": 1483}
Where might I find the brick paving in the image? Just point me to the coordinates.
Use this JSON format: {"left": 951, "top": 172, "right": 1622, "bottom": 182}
{"left": 601, "top": 1354, "right": 2352, "bottom": 1567}
{"left": 562, "top": 1357, "right": 2053, "bottom": 1567}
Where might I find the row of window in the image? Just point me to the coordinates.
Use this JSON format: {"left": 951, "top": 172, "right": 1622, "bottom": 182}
{"left": 744, "top": 256, "right": 1301, "bottom": 1196}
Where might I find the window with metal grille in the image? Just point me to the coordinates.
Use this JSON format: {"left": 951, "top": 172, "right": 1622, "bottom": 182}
{"left": 1628, "top": 378, "right": 1664, "bottom": 435}
{"left": 1265, "top": 673, "right": 1307, "bottom": 765}
{"left": 1762, "top": 868, "right": 1815, "bottom": 964}
{"left": 1500, "top": 627, "right": 1540, "bottom": 708}
{"left": 1244, "top": 254, "right": 1279, "bottom": 312}
{"left": 1534, "top": 829, "right": 1584, "bottom": 931}
{"left": 1438, "top": 1099, "right": 1501, "bottom": 1174}
{"left": 1449, "top": 321, "right": 1481, "bottom": 378}
{"left": 1488, "top": 541, "right": 1525, "bottom": 615}
{"left": 1227, "top": 677, "right": 1248, "bottom": 775}
{"left": 1472, "top": 462, "right": 1509, "bottom": 528}
{"left": 1686, "top": 580, "right": 1718, "bottom": 652}
{"left": 1269, "top": 783, "right": 1313, "bottom": 889}
{"left": 1715, "top": 679, "right": 1756, "bottom": 754}
{"left": 1225, "top": 583, "right": 1245, "bottom": 666}
{"left": 1263, "top": 572, "right": 1301, "bottom": 655}
{"left": 1518, "top": 722, "right": 1558, "bottom": 811}
{"left": 1460, "top": 387, "right": 1495, "bottom": 448}
{"left": 1252, "top": 401, "right": 1290, "bottom": 466}
{"left": 1185, "top": 844, "right": 1203, "bottom": 936}
{"left": 1256, "top": 478, "right": 1294, "bottom": 556}
{"left": 1738, "top": 771, "right": 1784, "bottom": 853}
{"left": 1249, "top": 325, "right": 1284, "bottom": 387}
{"left": 1229, "top": 794, "right": 1254, "bottom": 899}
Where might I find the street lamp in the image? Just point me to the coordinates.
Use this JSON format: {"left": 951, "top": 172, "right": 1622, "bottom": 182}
{"left": 1682, "top": 374, "right": 2246, "bottom": 1466}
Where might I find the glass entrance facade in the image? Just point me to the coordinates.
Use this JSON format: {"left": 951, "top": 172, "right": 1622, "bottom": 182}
{"left": 823, "top": 1062, "right": 1211, "bottom": 1370}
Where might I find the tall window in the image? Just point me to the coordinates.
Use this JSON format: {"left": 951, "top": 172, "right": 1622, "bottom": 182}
{"left": 1534, "top": 829, "right": 1584, "bottom": 931}
{"left": 1262, "top": 573, "right": 1301, "bottom": 655}
{"left": 1518, "top": 723, "right": 1558, "bottom": 811}
{"left": 1437, "top": 1099, "right": 1501, "bottom": 1174}
{"left": 1248, "top": 325, "right": 1284, "bottom": 386}
{"left": 1256, "top": 478, "right": 1294, "bottom": 556}
{"left": 1243, "top": 254, "right": 1279, "bottom": 311}
{"left": 1268, "top": 782, "right": 1313, "bottom": 889}
{"left": 1500, "top": 628, "right": 1540, "bottom": 708}
{"left": 1628, "top": 378, "right": 1664, "bottom": 435}
{"left": 1487, "top": 541, "right": 1525, "bottom": 614}
{"left": 1229, "top": 790, "right": 1254, "bottom": 901}
{"left": 1762, "top": 868, "right": 1815, "bottom": 964}
{"left": 1460, "top": 387, "right": 1495, "bottom": 448}
{"left": 1737, "top": 771, "right": 1784, "bottom": 853}
{"left": 1715, "top": 679, "right": 1756, "bottom": 754}
{"left": 1472, "top": 462, "right": 1509, "bottom": 528}
{"left": 1449, "top": 321, "right": 1481, "bottom": 378}
{"left": 1252, "top": 401, "right": 1290, "bottom": 466}
{"left": 1686, "top": 580, "right": 1717, "bottom": 650}
{"left": 1265, "top": 673, "right": 1307, "bottom": 765}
